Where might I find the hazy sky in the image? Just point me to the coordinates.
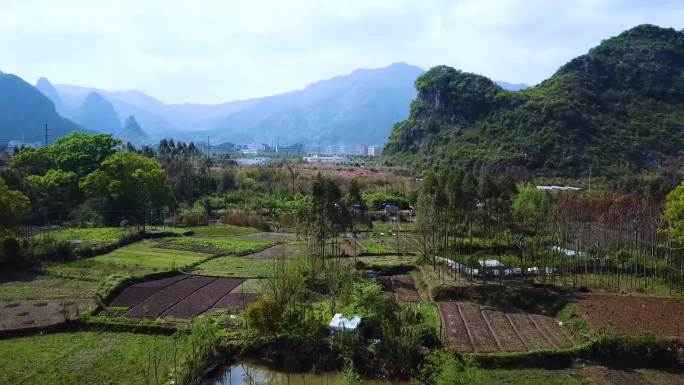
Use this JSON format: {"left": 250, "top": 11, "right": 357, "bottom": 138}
{"left": 1, "top": 0, "right": 682, "bottom": 104}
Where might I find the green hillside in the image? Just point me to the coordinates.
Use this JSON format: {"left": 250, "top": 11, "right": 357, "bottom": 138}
{"left": 383, "top": 25, "right": 684, "bottom": 177}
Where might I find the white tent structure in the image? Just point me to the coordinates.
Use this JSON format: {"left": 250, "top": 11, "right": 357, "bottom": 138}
{"left": 329, "top": 313, "right": 361, "bottom": 332}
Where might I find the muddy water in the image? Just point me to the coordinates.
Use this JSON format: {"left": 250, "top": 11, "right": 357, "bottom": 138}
{"left": 207, "top": 361, "right": 408, "bottom": 385}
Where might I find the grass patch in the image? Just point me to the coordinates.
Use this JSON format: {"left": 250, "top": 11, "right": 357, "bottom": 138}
{"left": 191, "top": 256, "right": 275, "bottom": 278}
{"left": 358, "top": 255, "right": 416, "bottom": 268}
{"left": 0, "top": 331, "right": 189, "bottom": 385}
{"left": 404, "top": 301, "right": 440, "bottom": 337}
{"left": 43, "top": 259, "right": 155, "bottom": 282}
{"left": 34, "top": 227, "right": 140, "bottom": 249}
{"left": 361, "top": 238, "right": 399, "bottom": 254}
{"left": 0, "top": 273, "right": 98, "bottom": 300}
{"left": 184, "top": 224, "right": 258, "bottom": 237}
{"left": 233, "top": 278, "right": 265, "bottom": 293}
{"left": 92, "top": 240, "right": 212, "bottom": 270}
{"left": 166, "top": 237, "right": 271, "bottom": 255}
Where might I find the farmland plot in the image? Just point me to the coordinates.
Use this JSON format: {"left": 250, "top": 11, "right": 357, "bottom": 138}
{"left": 108, "top": 275, "right": 252, "bottom": 318}
{"left": 126, "top": 275, "right": 215, "bottom": 318}
{"left": 161, "top": 278, "right": 244, "bottom": 318}
{"left": 379, "top": 275, "right": 421, "bottom": 302}
{"left": 211, "top": 293, "right": 259, "bottom": 310}
{"left": 0, "top": 298, "right": 95, "bottom": 332}
{"left": 108, "top": 275, "right": 188, "bottom": 308}
{"left": 574, "top": 294, "right": 684, "bottom": 340}
{"left": 437, "top": 301, "right": 571, "bottom": 353}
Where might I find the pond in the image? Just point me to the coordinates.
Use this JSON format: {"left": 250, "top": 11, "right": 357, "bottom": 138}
{"left": 206, "top": 361, "right": 409, "bottom": 385}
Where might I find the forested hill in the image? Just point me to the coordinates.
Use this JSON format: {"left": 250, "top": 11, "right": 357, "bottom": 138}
{"left": 0, "top": 72, "right": 85, "bottom": 142}
{"left": 383, "top": 25, "right": 684, "bottom": 177}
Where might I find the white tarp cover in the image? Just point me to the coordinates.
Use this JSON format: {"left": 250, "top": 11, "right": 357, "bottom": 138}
{"left": 479, "top": 259, "right": 502, "bottom": 267}
{"left": 329, "top": 313, "right": 361, "bottom": 332}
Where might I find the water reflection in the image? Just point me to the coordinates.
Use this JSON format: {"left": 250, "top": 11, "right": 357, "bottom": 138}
{"left": 208, "top": 361, "right": 407, "bottom": 385}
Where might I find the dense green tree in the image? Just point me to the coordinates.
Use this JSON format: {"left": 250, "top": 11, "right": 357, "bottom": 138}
{"left": 665, "top": 180, "right": 684, "bottom": 244}
{"left": 46, "top": 132, "right": 121, "bottom": 177}
{"left": 0, "top": 176, "right": 30, "bottom": 230}
{"left": 26, "top": 169, "right": 79, "bottom": 222}
{"left": 80, "top": 151, "right": 175, "bottom": 224}
{"left": 512, "top": 183, "right": 547, "bottom": 230}
{"left": 9, "top": 147, "right": 54, "bottom": 176}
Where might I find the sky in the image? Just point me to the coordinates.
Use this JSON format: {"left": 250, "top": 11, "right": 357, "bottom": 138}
{"left": 1, "top": 0, "right": 683, "bottom": 104}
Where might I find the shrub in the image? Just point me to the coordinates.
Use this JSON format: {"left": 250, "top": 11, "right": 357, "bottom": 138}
{"left": 244, "top": 297, "right": 282, "bottom": 337}
{"left": 221, "top": 210, "right": 270, "bottom": 231}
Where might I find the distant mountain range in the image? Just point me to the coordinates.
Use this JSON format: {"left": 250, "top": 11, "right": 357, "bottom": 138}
{"left": 1, "top": 62, "right": 531, "bottom": 146}
{"left": 0, "top": 72, "right": 86, "bottom": 143}
{"left": 384, "top": 24, "right": 684, "bottom": 177}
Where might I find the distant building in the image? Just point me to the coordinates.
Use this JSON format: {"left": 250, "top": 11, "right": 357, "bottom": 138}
{"left": 277, "top": 143, "right": 304, "bottom": 155}
{"left": 214, "top": 142, "right": 236, "bottom": 154}
{"left": 325, "top": 145, "right": 335, "bottom": 154}
{"left": 337, "top": 145, "right": 346, "bottom": 154}
{"left": 248, "top": 143, "right": 267, "bottom": 152}
{"left": 0, "top": 139, "right": 8, "bottom": 153}
{"left": 235, "top": 157, "right": 271, "bottom": 166}
{"left": 302, "top": 155, "right": 348, "bottom": 164}
{"left": 364, "top": 145, "right": 381, "bottom": 157}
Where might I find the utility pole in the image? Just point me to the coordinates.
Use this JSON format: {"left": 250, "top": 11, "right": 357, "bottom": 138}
{"left": 44, "top": 123, "right": 50, "bottom": 147}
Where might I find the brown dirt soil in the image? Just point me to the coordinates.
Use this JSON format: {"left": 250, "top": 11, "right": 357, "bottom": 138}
{"left": 481, "top": 308, "right": 527, "bottom": 352}
{"left": 378, "top": 275, "right": 421, "bottom": 302}
{"left": 244, "top": 244, "right": 302, "bottom": 259}
{"left": 530, "top": 313, "right": 573, "bottom": 348}
{"left": 573, "top": 294, "right": 684, "bottom": 340}
{"left": 436, "top": 302, "right": 473, "bottom": 352}
{"left": 507, "top": 312, "right": 553, "bottom": 350}
{"left": 458, "top": 302, "right": 500, "bottom": 353}
{"left": 0, "top": 298, "right": 95, "bottom": 331}
{"left": 437, "top": 301, "right": 569, "bottom": 353}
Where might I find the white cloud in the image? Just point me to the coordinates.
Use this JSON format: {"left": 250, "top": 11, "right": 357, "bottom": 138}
{"left": 0, "top": 0, "right": 681, "bottom": 103}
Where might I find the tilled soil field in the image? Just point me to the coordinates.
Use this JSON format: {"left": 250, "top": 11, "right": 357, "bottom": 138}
{"left": 211, "top": 293, "right": 259, "bottom": 310}
{"left": 108, "top": 275, "right": 188, "bottom": 308}
{"left": 437, "top": 301, "right": 572, "bottom": 353}
{"left": 0, "top": 298, "right": 95, "bottom": 332}
{"left": 108, "top": 275, "right": 250, "bottom": 318}
{"left": 378, "top": 275, "right": 421, "bottom": 301}
{"left": 161, "top": 278, "right": 244, "bottom": 318}
{"left": 573, "top": 294, "right": 684, "bottom": 340}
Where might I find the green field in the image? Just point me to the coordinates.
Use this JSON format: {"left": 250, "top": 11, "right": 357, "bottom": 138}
{"left": 0, "top": 331, "right": 189, "bottom": 385}
{"left": 34, "top": 227, "right": 140, "bottom": 249}
{"left": 183, "top": 224, "right": 258, "bottom": 237}
{"left": 191, "top": 256, "right": 275, "bottom": 278}
{"left": 358, "top": 255, "right": 416, "bottom": 268}
{"left": 361, "top": 238, "right": 398, "bottom": 254}
{"left": 91, "top": 240, "right": 212, "bottom": 270}
{"left": 0, "top": 273, "right": 99, "bottom": 300}
{"left": 166, "top": 236, "right": 271, "bottom": 255}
